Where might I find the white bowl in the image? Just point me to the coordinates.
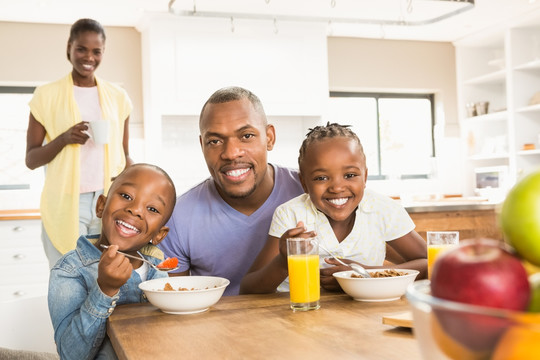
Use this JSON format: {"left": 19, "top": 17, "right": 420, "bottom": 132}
{"left": 333, "top": 268, "right": 419, "bottom": 302}
{"left": 139, "top": 276, "right": 230, "bottom": 314}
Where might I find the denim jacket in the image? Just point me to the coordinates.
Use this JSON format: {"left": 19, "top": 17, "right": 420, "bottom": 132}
{"left": 48, "top": 235, "right": 167, "bottom": 360}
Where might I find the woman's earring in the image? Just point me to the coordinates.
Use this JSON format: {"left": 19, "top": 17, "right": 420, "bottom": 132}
{"left": 149, "top": 239, "right": 153, "bottom": 244}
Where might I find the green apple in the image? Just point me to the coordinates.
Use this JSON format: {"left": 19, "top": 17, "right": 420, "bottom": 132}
{"left": 529, "top": 273, "right": 540, "bottom": 312}
{"left": 500, "top": 170, "right": 540, "bottom": 267}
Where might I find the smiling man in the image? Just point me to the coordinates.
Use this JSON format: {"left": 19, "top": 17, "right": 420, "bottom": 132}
{"left": 158, "top": 87, "right": 304, "bottom": 295}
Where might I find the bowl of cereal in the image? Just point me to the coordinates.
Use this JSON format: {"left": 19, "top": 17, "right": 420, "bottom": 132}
{"left": 138, "top": 276, "right": 230, "bottom": 314}
{"left": 333, "top": 268, "right": 419, "bottom": 302}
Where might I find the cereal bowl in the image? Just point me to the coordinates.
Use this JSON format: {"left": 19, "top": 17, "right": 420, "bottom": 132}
{"left": 333, "top": 268, "right": 419, "bottom": 302}
{"left": 139, "top": 276, "right": 230, "bottom": 315}
{"left": 406, "top": 280, "right": 540, "bottom": 360}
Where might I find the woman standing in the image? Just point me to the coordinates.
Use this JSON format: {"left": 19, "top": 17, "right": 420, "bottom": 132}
{"left": 26, "top": 18, "right": 133, "bottom": 268}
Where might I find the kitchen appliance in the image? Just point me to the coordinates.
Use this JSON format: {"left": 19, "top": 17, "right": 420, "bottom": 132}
{"left": 474, "top": 165, "right": 508, "bottom": 201}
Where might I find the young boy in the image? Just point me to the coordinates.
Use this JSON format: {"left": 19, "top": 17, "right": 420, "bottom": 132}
{"left": 48, "top": 163, "right": 176, "bottom": 359}
{"left": 240, "top": 123, "right": 427, "bottom": 294}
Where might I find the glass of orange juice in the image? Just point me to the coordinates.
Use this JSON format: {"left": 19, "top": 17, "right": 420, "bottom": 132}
{"left": 287, "top": 237, "right": 320, "bottom": 311}
{"left": 427, "top": 231, "right": 459, "bottom": 278}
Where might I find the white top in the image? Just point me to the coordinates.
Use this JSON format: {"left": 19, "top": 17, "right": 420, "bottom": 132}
{"left": 270, "top": 189, "right": 415, "bottom": 267}
{"left": 73, "top": 85, "right": 104, "bottom": 193}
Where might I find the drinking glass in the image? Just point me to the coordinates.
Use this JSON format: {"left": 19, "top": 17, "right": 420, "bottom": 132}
{"left": 427, "top": 231, "right": 459, "bottom": 278}
{"left": 286, "top": 237, "right": 320, "bottom": 311}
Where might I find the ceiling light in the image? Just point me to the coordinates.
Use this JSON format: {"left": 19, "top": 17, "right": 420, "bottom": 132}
{"left": 168, "top": 0, "right": 475, "bottom": 27}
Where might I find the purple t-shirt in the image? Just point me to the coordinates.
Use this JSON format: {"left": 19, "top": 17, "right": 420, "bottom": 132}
{"left": 159, "top": 164, "right": 304, "bottom": 295}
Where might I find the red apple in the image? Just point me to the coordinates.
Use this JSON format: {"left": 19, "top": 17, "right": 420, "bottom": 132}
{"left": 430, "top": 238, "right": 530, "bottom": 355}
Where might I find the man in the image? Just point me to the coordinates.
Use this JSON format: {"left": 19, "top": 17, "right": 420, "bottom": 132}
{"left": 159, "top": 87, "right": 304, "bottom": 295}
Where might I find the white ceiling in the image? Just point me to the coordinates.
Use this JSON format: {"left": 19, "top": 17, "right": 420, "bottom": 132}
{"left": 1, "top": 0, "right": 540, "bottom": 42}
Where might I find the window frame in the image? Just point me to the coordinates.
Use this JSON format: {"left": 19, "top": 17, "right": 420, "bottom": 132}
{"left": 0, "top": 86, "right": 35, "bottom": 94}
{"left": 329, "top": 91, "right": 435, "bottom": 180}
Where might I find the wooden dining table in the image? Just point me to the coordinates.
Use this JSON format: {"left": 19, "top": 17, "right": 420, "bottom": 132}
{"left": 107, "top": 291, "right": 421, "bottom": 360}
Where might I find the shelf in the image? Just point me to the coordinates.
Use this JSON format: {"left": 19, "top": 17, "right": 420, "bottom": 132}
{"left": 516, "top": 103, "right": 540, "bottom": 113}
{"left": 468, "top": 153, "right": 509, "bottom": 161}
{"left": 464, "top": 111, "right": 507, "bottom": 123}
{"left": 487, "top": 58, "right": 505, "bottom": 70}
{"left": 457, "top": 25, "right": 540, "bottom": 197}
{"left": 464, "top": 70, "right": 506, "bottom": 86}
{"left": 514, "top": 59, "right": 540, "bottom": 71}
{"left": 517, "top": 149, "right": 540, "bottom": 156}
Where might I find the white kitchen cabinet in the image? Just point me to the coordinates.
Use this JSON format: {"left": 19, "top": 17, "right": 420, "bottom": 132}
{"left": 0, "top": 219, "right": 49, "bottom": 302}
{"left": 138, "top": 14, "right": 328, "bottom": 163}
{"left": 456, "top": 25, "right": 540, "bottom": 196}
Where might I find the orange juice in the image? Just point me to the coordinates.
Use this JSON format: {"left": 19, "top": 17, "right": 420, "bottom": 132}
{"left": 288, "top": 254, "right": 320, "bottom": 304}
{"left": 428, "top": 244, "right": 456, "bottom": 277}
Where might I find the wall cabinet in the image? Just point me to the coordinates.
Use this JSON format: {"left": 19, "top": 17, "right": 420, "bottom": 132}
{"left": 138, "top": 14, "right": 328, "bottom": 163}
{"left": 0, "top": 219, "right": 49, "bottom": 302}
{"left": 456, "top": 26, "right": 540, "bottom": 196}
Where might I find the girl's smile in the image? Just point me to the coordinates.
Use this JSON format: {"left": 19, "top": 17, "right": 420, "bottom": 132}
{"left": 327, "top": 197, "right": 350, "bottom": 207}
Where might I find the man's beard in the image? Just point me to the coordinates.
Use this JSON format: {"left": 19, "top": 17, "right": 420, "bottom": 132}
{"left": 226, "top": 183, "right": 257, "bottom": 199}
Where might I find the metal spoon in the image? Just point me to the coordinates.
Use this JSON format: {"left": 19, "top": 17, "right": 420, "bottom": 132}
{"left": 99, "top": 244, "right": 180, "bottom": 272}
{"left": 315, "top": 241, "right": 372, "bottom": 278}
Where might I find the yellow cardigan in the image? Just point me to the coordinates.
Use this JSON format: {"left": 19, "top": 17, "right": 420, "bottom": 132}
{"left": 29, "top": 73, "right": 132, "bottom": 254}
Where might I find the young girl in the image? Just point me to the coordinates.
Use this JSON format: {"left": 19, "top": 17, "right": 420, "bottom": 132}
{"left": 240, "top": 123, "right": 427, "bottom": 294}
{"left": 48, "top": 164, "right": 176, "bottom": 359}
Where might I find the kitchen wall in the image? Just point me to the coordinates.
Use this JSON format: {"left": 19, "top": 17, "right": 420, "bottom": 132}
{"left": 0, "top": 21, "right": 143, "bottom": 130}
{"left": 0, "top": 19, "right": 461, "bottom": 208}
{"left": 328, "top": 37, "right": 458, "bottom": 135}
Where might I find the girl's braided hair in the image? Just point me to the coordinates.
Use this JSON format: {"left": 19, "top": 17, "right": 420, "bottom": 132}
{"left": 298, "top": 122, "right": 365, "bottom": 168}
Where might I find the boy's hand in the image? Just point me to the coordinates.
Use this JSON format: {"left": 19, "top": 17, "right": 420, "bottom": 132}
{"left": 278, "top": 221, "right": 316, "bottom": 259}
{"left": 97, "top": 245, "right": 133, "bottom": 297}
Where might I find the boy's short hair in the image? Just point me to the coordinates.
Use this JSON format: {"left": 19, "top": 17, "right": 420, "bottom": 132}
{"left": 112, "top": 163, "right": 177, "bottom": 220}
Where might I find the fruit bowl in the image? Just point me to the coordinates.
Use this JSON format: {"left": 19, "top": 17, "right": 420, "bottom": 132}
{"left": 407, "top": 280, "right": 540, "bottom": 359}
{"left": 333, "top": 268, "right": 419, "bottom": 302}
{"left": 139, "top": 276, "right": 230, "bottom": 315}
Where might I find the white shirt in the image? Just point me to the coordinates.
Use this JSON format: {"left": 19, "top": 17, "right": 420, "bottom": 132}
{"left": 270, "top": 189, "right": 415, "bottom": 267}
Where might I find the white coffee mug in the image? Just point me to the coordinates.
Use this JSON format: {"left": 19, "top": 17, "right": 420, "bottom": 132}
{"left": 89, "top": 120, "right": 110, "bottom": 144}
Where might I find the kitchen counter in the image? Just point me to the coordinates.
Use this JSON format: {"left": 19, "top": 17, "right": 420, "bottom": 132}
{"left": 404, "top": 199, "right": 501, "bottom": 213}
{"left": 404, "top": 199, "right": 503, "bottom": 241}
{"left": 0, "top": 200, "right": 499, "bottom": 218}
{"left": 0, "top": 199, "right": 503, "bottom": 241}
{"left": 0, "top": 209, "right": 40, "bottom": 220}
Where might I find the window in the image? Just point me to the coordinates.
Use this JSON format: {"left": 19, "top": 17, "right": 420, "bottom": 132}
{"left": 0, "top": 86, "right": 42, "bottom": 190}
{"left": 328, "top": 92, "right": 435, "bottom": 180}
